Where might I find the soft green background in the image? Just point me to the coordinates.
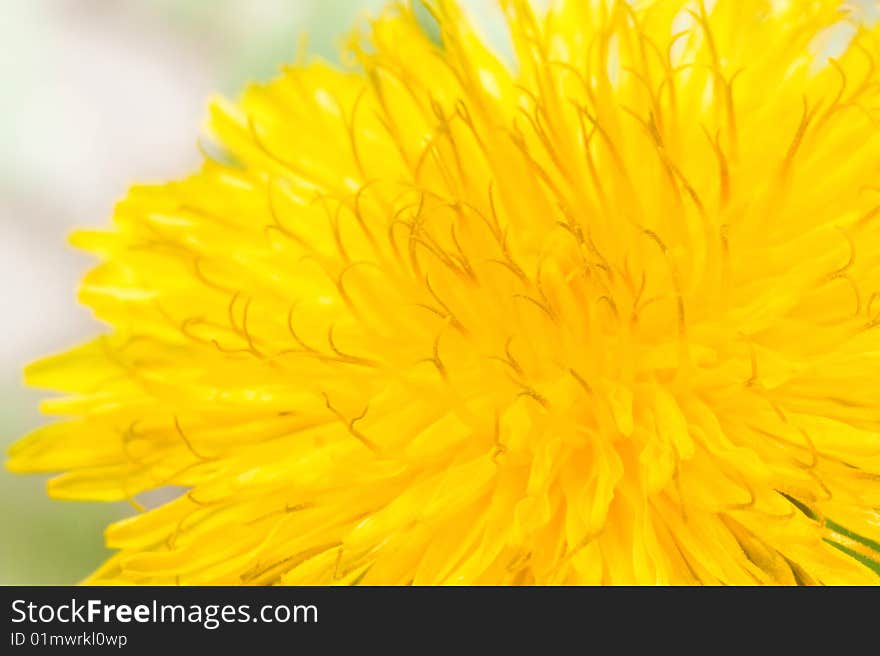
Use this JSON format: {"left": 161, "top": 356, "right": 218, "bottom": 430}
{"left": 1, "top": 0, "right": 876, "bottom": 585}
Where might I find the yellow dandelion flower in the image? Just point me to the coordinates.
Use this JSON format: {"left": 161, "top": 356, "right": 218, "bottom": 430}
{"left": 8, "top": 0, "right": 880, "bottom": 585}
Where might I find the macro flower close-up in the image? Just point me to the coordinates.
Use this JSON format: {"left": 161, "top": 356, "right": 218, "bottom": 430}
{"left": 6, "top": 0, "right": 880, "bottom": 585}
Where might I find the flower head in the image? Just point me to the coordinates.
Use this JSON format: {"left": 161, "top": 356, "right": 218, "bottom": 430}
{"left": 8, "top": 0, "right": 880, "bottom": 584}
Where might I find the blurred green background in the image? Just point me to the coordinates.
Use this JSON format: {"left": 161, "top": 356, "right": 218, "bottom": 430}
{"left": 2, "top": 0, "right": 877, "bottom": 585}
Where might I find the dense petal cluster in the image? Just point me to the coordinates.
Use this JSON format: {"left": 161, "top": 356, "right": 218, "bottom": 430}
{"left": 9, "top": 0, "right": 880, "bottom": 584}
